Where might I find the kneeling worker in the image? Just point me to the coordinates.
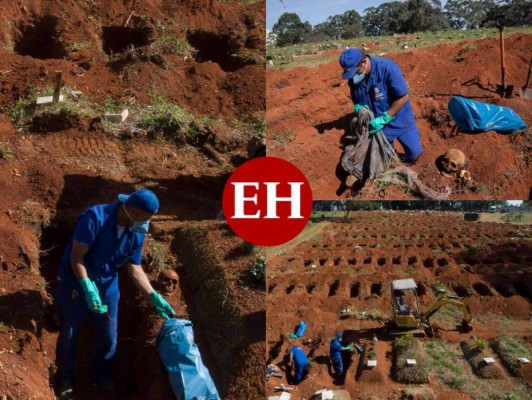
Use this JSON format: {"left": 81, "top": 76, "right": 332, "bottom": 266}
{"left": 339, "top": 48, "right": 423, "bottom": 164}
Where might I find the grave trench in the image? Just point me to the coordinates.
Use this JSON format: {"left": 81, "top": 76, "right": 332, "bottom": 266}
{"left": 350, "top": 283, "right": 360, "bottom": 298}
{"left": 493, "top": 283, "right": 514, "bottom": 298}
{"left": 15, "top": 16, "right": 66, "bottom": 59}
{"left": 186, "top": 30, "right": 247, "bottom": 72}
{"left": 472, "top": 282, "right": 493, "bottom": 296}
{"left": 102, "top": 25, "right": 153, "bottom": 54}
{"left": 370, "top": 283, "right": 382, "bottom": 296}
{"left": 453, "top": 284, "right": 471, "bottom": 297}
{"left": 328, "top": 280, "right": 340, "bottom": 296}
{"left": 286, "top": 284, "right": 295, "bottom": 294}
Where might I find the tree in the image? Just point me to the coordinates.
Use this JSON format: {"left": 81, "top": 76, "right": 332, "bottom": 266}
{"left": 398, "top": 0, "right": 450, "bottom": 33}
{"left": 312, "top": 10, "right": 363, "bottom": 40}
{"left": 444, "top": 0, "right": 487, "bottom": 29}
{"left": 363, "top": 2, "right": 407, "bottom": 36}
{"left": 482, "top": 0, "right": 532, "bottom": 27}
{"left": 272, "top": 13, "right": 312, "bottom": 46}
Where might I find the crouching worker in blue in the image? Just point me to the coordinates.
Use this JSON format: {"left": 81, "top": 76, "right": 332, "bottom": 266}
{"left": 330, "top": 332, "right": 351, "bottom": 379}
{"left": 339, "top": 48, "right": 423, "bottom": 164}
{"left": 55, "top": 188, "right": 176, "bottom": 399}
{"left": 289, "top": 344, "right": 309, "bottom": 384}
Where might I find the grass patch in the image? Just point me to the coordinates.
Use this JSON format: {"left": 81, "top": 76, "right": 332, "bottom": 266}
{"left": 491, "top": 336, "right": 531, "bottom": 377}
{"left": 153, "top": 21, "right": 197, "bottom": 59}
{"left": 460, "top": 339, "right": 505, "bottom": 379}
{"left": 426, "top": 340, "right": 467, "bottom": 389}
{"left": 267, "top": 27, "right": 532, "bottom": 70}
{"left": 394, "top": 334, "right": 429, "bottom": 384}
{"left": 470, "top": 183, "right": 485, "bottom": 193}
{"left": 430, "top": 281, "right": 449, "bottom": 295}
{"left": 143, "top": 235, "right": 171, "bottom": 273}
{"left": 65, "top": 41, "right": 92, "bottom": 52}
{"left": 139, "top": 93, "right": 201, "bottom": 143}
{"left": 13, "top": 200, "right": 51, "bottom": 238}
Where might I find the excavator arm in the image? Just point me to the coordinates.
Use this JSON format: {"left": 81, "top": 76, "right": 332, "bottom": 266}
{"left": 420, "top": 294, "right": 473, "bottom": 332}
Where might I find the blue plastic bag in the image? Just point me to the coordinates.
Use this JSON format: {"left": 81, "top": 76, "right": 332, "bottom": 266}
{"left": 448, "top": 96, "right": 527, "bottom": 132}
{"left": 157, "top": 319, "right": 220, "bottom": 400}
{"left": 295, "top": 320, "right": 308, "bottom": 338}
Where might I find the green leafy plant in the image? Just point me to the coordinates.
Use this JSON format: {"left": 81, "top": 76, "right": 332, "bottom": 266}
{"left": 249, "top": 254, "right": 266, "bottom": 282}
{"left": 476, "top": 339, "right": 487, "bottom": 352}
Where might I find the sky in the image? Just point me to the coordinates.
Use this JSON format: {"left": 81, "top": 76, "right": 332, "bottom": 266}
{"left": 266, "top": 0, "right": 449, "bottom": 30}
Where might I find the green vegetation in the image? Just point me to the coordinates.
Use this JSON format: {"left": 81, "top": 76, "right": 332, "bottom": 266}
{"left": 267, "top": 27, "right": 532, "bottom": 70}
{"left": 470, "top": 183, "right": 485, "bottom": 193}
{"left": 394, "top": 334, "right": 429, "bottom": 384}
{"left": 139, "top": 93, "right": 200, "bottom": 142}
{"left": 65, "top": 41, "right": 92, "bottom": 52}
{"left": 144, "top": 235, "right": 171, "bottom": 273}
{"left": 491, "top": 336, "right": 531, "bottom": 377}
{"left": 0, "top": 142, "right": 13, "bottom": 160}
{"left": 249, "top": 254, "right": 266, "bottom": 282}
{"left": 430, "top": 281, "right": 449, "bottom": 295}
{"left": 153, "top": 21, "right": 197, "bottom": 59}
{"left": 426, "top": 340, "right": 467, "bottom": 389}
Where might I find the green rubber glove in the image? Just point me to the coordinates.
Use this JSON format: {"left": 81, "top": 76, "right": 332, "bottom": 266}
{"left": 343, "top": 346, "right": 351, "bottom": 351}
{"left": 369, "top": 111, "right": 394, "bottom": 135}
{"left": 149, "top": 291, "right": 176, "bottom": 320}
{"left": 80, "top": 278, "right": 108, "bottom": 314}
{"left": 353, "top": 104, "right": 369, "bottom": 113}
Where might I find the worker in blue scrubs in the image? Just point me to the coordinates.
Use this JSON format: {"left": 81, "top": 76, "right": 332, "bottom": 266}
{"left": 289, "top": 345, "right": 309, "bottom": 383}
{"left": 55, "top": 188, "right": 176, "bottom": 399}
{"left": 339, "top": 48, "right": 423, "bottom": 164}
{"left": 329, "top": 332, "right": 351, "bottom": 378}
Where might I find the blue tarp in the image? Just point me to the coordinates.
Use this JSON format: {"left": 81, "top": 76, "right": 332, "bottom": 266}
{"left": 157, "top": 319, "right": 220, "bottom": 400}
{"left": 448, "top": 96, "right": 527, "bottom": 133}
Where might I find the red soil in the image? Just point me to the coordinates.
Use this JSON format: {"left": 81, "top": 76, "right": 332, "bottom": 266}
{"left": 267, "top": 34, "right": 532, "bottom": 200}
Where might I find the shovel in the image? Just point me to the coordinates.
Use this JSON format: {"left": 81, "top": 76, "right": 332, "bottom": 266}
{"left": 519, "top": 56, "right": 532, "bottom": 99}
{"left": 496, "top": 18, "right": 514, "bottom": 98}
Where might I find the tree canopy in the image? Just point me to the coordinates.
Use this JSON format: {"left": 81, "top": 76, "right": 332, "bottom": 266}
{"left": 271, "top": 12, "right": 312, "bottom": 46}
{"left": 269, "top": 0, "right": 530, "bottom": 47}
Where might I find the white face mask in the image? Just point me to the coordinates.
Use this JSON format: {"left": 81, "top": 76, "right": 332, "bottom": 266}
{"left": 351, "top": 58, "right": 368, "bottom": 84}
{"left": 123, "top": 204, "right": 150, "bottom": 234}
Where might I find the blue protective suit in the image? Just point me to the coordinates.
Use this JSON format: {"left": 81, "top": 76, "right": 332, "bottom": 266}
{"left": 55, "top": 203, "right": 145, "bottom": 384}
{"left": 330, "top": 337, "right": 344, "bottom": 375}
{"left": 348, "top": 56, "right": 423, "bottom": 162}
{"left": 290, "top": 346, "right": 309, "bottom": 383}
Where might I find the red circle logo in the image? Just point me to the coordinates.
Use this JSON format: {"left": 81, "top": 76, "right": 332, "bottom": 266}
{"left": 222, "top": 157, "right": 313, "bottom": 246}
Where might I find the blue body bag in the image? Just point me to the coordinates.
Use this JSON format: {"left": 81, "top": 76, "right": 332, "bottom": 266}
{"left": 157, "top": 319, "right": 220, "bottom": 400}
{"left": 448, "top": 96, "right": 527, "bottom": 133}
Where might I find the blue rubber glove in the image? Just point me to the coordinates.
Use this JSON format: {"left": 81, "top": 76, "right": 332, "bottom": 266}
{"left": 353, "top": 104, "right": 369, "bottom": 113}
{"left": 149, "top": 291, "right": 176, "bottom": 319}
{"left": 369, "top": 111, "right": 394, "bottom": 135}
{"left": 79, "top": 278, "right": 108, "bottom": 314}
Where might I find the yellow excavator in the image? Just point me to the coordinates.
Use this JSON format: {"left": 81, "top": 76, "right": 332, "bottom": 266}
{"left": 389, "top": 278, "right": 473, "bottom": 337}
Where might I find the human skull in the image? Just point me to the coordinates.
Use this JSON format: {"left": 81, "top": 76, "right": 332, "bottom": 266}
{"left": 158, "top": 269, "right": 179, "bottom": 294}
{"left": 441, "top": 149, "right": 466, "bottom": 174}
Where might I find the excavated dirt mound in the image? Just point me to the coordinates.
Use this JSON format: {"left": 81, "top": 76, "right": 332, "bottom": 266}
{"left": 266, "top": 211, "right": 532, "bottom": 399}
{"left": 0, "top": 1, "right": 265, "bottom": 399}
{"left": 267, "top": 34, "right": 532, "bottom": 199}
